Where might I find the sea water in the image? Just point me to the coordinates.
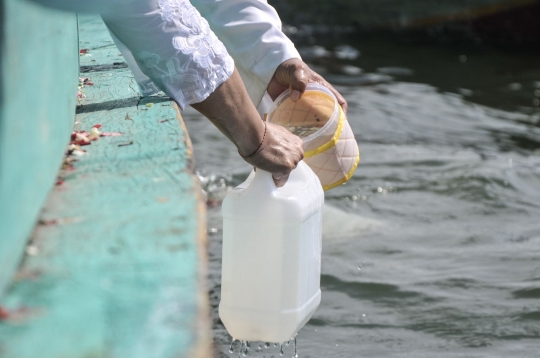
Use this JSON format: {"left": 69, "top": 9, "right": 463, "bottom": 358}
{"left": 185, "top": 34, "right": 540, "bottom": 357}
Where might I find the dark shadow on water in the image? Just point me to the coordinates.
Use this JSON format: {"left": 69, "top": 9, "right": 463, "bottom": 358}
{"left": 518, "top": 311, "right": 540, "bottom": 321}
{"left": 512, "top": 287, "right": 540, "bottom": 299}
{"left": 321, "top": 274, "right": 428, "bottom": 302}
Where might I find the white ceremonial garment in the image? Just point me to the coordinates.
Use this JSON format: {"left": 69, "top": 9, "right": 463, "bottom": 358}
{"left": 189, "top": 0, "right": 301, "bottom": 107}
{"left": 31, "top": 0, "right": 301, "bottom": 109}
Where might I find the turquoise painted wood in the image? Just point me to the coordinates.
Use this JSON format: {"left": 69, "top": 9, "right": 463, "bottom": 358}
{"left": 0, "top": 0, "right": 78, "bottom": 296}
{"left": 0, "top": 15, "right": 210, "bottom": 358}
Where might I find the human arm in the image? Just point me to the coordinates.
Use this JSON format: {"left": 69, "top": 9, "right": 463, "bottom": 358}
{"left": 189, "top": 0, "right": 347, "bottom": 112}
{"left": 191, "top": 69, "right": 303, "bottom": 187}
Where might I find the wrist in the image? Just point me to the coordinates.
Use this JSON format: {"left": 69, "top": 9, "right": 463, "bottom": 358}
{"left": 236, "top": 118, "right": 266, "bottom": 156}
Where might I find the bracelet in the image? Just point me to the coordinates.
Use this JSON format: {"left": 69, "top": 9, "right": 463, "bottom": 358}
{"left": 239, "top": 121, "right": 267, "bottom": 159}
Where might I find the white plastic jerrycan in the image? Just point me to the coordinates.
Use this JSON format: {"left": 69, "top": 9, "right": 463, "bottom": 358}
{"left": 220, "top": 161, "right": 324, "bottom": 343}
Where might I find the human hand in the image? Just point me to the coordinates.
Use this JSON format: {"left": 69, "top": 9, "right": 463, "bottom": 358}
{"left": 267, "top": 58, "right": 348, "bottom": 113}
{"left": 240, "top": 122, "right": 304, "bottom": 188}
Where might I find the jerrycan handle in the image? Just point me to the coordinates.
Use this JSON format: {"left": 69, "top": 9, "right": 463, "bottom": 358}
{"left": 247, "top": 161, "right": 314, "bottom": 194}
{"left": 246, "top": 167, "right": 277, "bottom": 194}
{"left": 287, "top": 161, "right": 315, "bottom": 185}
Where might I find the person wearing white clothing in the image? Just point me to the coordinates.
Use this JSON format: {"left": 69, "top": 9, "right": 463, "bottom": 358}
{"left": 33, "top": 0, "right": 347, "bottom": 186}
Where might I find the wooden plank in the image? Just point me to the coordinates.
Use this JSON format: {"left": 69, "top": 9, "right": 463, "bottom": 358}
{"left": 78, "top": 14, "right": 126, "bottom": 68}
{"left": 0, "top": 15, "right": 210, "bottom": 358}
{"left": 0, "top": 0, "right": 78, "bottom": 296}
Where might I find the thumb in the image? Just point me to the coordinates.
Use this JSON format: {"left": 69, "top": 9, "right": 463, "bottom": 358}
{"left": 289, "top": 65, "right": 308, "bottom": 102}
{"left": 272, "top": 173, "right": 290, "bottom": 188}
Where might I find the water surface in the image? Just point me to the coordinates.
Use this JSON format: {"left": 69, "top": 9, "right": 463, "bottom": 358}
{"left": 182, "top": 36, "right": 540, "bottom": 357}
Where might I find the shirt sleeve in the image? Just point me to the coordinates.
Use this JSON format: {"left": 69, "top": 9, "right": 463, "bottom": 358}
{"left": 189, "top": 0, "right": 301, "bottom": 107}
{"left": 101, "top": 1, "right": 235, "bottom": 110}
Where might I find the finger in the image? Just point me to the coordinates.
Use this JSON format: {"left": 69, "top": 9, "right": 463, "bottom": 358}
{"left": 289, "top": 65, "right": 309, "bottom": 102}
{"left": 309, "top": 70, "right": 348, "bottom": 114}
{"left": 322, "top": 81, "right": 348, "bottom": 114}
{"left": 272, "top": 173, "right": 289, "bottom": 187}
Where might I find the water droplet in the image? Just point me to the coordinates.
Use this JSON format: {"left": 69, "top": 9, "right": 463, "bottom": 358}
{"left": 286, "top": 340, "right": 290, "bottom": 346}
{"left": 294, "top": 337, "right": 298, "bottom": 358}
{"left": 258, "top": 345, "right": 263, "bottom": 350}
{"left": 240, "top": 341, "right": 248, "bottom": 357}
{"left": 229, "top": 339, "right": 237, "bottom": 354}
{"left": 336, "top": 344, "right": 339, "bottom": 346}
{"left": 264, "top": 342, "right": 270, "bottom": 349}
{"left": 377, "top": 187, "right": 383, "bottom": 193}
{"left": 279, "top": 344, "right": 284, "bottom": 356}
{"left": 357, "top": 266, "right": 362, "bottom": 271}
{"left": 274, "top": 343, "right": 278, "bottom": 347}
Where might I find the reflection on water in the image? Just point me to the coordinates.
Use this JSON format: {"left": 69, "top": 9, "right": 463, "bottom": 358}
{"left": 182, "top": 34, "right": 540, "bottom": 357}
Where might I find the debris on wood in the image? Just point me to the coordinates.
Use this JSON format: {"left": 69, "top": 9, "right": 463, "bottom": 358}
{"left": 0, "top": 307, "right": 10, "bottom": 320}
{"left": 82, "top": 78, "right": 94, "bottom": 86}
{"left": 72, "top": 132, "right": 91, "bottom": 146}
{"left": 38, "top": 219, "right": 58, "bottom": 226}
{"left": 100, "top": 132, "right": 123, "bottom": 137}
{"left": 14, "top": 269, "right": 42, "bottom": 281}
{"left": 0, "top": 306, "right": 43, "bottom": 323}
{"left": 26, "top": 245, "right": 39, "bottom": 256}
{"left": 79, "top": 48, "right": 89, "bottom": 54}
{"left": 88, "top": 127, "right": 100, "bottom": 141}
{"left": 118, "top": 140, "right": 134, "bottom": 147}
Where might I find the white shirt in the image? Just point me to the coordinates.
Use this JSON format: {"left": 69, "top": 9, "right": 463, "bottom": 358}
{"left": 32, "top": 0, "right": 301, "bottom": 109}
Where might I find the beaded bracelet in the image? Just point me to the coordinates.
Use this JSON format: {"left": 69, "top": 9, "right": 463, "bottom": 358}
{"left": 239, "top": 121, "right": 267, "bottom": 159}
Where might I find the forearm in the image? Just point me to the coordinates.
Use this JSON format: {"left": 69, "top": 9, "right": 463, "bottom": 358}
{"left": 191, "top": 68, "right": 265, "bottom": 156}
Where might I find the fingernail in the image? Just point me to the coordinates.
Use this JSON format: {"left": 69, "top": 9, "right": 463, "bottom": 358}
{"left": 291, "top": 90, "right": 301, "bottom": 101}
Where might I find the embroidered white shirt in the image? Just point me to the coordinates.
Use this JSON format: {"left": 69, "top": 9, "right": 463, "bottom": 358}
{"left": 33, "top": 0, "right": 301, "bottom": 109}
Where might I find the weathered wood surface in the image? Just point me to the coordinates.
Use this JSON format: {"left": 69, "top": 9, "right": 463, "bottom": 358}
{"left": 0, "top": 15, "right": 210, "bottom": 358}
{"left": 0, "top": 0, "right": 78, "bottom": 296}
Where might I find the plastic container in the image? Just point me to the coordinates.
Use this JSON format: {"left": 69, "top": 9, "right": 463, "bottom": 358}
{"left": 267, "top": 83, "right": 360, "bottom": 191}
{"left": 219, "top": 161, "right": 324, "bottom": 343}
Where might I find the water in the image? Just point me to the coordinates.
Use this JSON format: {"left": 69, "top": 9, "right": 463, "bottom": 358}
{"left": 182, "top": 35, "right": 540, "bottom": 357}
{"left": 228, "top": 338, "right": 298, "bottom": 358}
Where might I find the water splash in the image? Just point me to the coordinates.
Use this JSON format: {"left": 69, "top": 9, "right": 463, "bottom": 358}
{"left": 228, "top": 336, "right": 298, "bottom": 357}
{"left": 240, "top": 340, "right": 249, "bottom": 356}
{"left": 229, "top": 338, "right": 237, "bottom": 354}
